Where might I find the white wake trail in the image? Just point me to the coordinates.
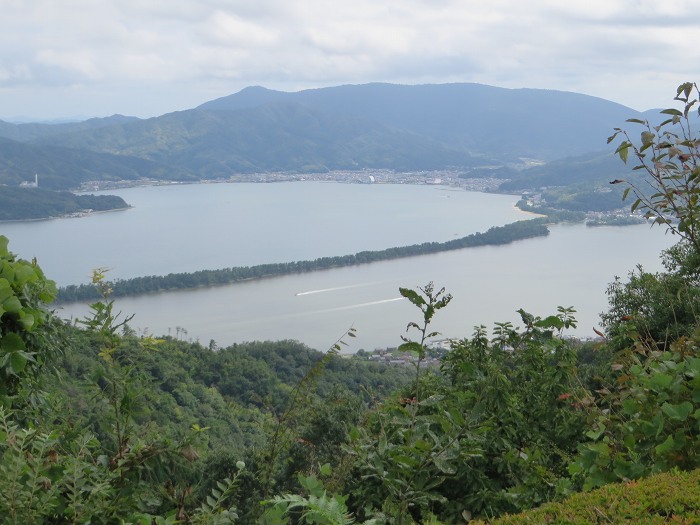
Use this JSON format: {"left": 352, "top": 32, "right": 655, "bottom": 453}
{"left": 318, "top": 297, "right": 405, "bottom": 313}
{"left": 295, "top": 281, "right": 387, "bottom": 296}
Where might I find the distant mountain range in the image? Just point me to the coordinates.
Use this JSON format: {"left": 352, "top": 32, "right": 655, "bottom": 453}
{"left": 200, "top": 83, "right": 644, "bottom": 160}
{"left": 0, "top": 82, "right": 656, "bottom": 191}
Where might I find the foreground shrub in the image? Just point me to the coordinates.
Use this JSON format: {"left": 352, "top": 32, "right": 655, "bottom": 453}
{"left": 472, "top": 468, "right": 700, "bottom": 524}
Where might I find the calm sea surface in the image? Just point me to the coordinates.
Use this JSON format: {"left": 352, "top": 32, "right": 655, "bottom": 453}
{"left": 1, "top": 182, "right": 676, "bottom": 351}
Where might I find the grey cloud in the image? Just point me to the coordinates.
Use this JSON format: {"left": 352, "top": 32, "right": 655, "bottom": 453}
{"left": 0, "top": 0, "right": 698, "bottom": 118}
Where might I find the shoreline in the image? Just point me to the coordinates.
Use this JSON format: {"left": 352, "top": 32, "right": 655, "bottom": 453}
{"left": 514, "top": 206, "right": 547, "bottom": 218}
{"left": 4, "top": 174, "right": 512, "bottom": 224}
{"left": 0, "top": 205, "right": 132, "bottom": 224}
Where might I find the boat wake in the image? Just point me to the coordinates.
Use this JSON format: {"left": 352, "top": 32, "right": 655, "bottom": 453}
{"left": 318, "top": 297, "right": 405, "bottom": 313}
{"left": 295, "top": 281, "right": 387, "bottom": 296}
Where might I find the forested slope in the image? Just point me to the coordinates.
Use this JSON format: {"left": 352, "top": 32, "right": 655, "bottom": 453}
{"left": 0, "top": 186, "right": 129, "bottom": 220}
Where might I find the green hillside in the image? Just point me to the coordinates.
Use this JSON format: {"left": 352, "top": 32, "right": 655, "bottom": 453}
{"left": 0, "top": 114, "right": 139, "bottom": 142}
{"left": 31, "top": 103, "right": 479, "bottom": 177}
{"left": 0, "top": 186, "right": 129, "bottom": 220}
{"left": 500, "top": 150, "right": 628, "bottom": 191}
{"left": 0, "top": 136, "right": 195, "bottom": 190}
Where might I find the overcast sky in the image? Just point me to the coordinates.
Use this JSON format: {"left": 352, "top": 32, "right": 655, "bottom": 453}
{"left": 1, "top": 0, "right": 699, "bottom": 121}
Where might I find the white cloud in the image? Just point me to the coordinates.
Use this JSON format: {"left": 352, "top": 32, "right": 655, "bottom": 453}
{"left": 1, "top": 0, "right": 699, "bottom": 119}
{"left": 199, "top": 10, "right": 278, "bottom": 47}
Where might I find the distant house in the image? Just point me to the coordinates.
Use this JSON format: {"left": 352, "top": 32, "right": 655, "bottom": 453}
{"left": 20, "top": 174, "right": 39, "bottom": 188}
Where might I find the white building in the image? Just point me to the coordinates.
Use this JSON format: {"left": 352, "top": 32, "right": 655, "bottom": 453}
{"left": 20, "top": 174, "right": 38, "bottom": 188}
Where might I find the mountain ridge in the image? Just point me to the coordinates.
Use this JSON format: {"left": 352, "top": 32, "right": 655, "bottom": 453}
{"left": 0, "top": 82, "right": 652, "bottom": 190}
{"left": 199, "top": 82, "right": 641, "bottom": 160}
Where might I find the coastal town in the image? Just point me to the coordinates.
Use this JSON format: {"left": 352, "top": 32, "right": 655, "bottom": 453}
{"left": 77, "top": 168, "right": 505, "bottom": 193}
{"left": 78, "top": 168, "right": 644, "bottom": 226}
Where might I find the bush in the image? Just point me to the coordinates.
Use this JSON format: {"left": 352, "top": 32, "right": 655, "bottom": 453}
{"left": 471, "top": 468, "right": 700, "bottom": 524}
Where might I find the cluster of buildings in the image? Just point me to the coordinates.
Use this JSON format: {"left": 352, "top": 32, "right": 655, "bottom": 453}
{"left": 19, "top": 174, "right": 39, "bottom": 188}
{"left": 355, "top": 339, "right": 453, "bottom": 366}
{"left": 77, "top": 169, "right": 507, "bottom": 192}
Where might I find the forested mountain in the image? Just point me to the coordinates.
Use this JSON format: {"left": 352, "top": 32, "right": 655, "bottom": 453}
{"left": 0, "top": 82, "right": 653, "bottom": 191}
{"left": 199, "top": 83, "right": 641, "bottom": 160}
{"left": 0, "top": 136, "right": 194, "bottom": 190}
{"left": 28, "top": 103, "right": 479, "bottom": 178}
{"left": 0, "top": 114, "right": 139, "bottom": 142}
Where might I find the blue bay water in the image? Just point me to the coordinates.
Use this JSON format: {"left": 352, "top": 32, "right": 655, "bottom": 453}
{"left": 0, "top": 182, "right": 676, "bottom": 351}
{"left": 2, "top": 182, "right": 527, "bottom": 286}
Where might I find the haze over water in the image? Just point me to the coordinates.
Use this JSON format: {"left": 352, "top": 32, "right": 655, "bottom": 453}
{"left": 1, "top": 182, "right": 676, "bottom": 351}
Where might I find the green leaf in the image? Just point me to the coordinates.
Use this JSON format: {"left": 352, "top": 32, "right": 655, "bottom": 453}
{"left": 2, "top": 296, "right": 22, "bottom": 314}
{"left": 418, "top": 394, "right": 445, "bottom": 407}
{"left": 517, "top": 308, "right": 535, "bottom": 325}
{"left": 0, "top": 279, "right": 12, "bottom": 303}
{"left": 661, "top": 401, "right": 694, "bottom": 422}
{"left": 616, "top": 142, "right": 631, "bottom": 163}
{"left": 1, "top": 263, "right": 15, "bottom": 283}
{"left": 39, "top": 284, "right": 56, "bottom": 303}
{"left": 660, "top": 108, "right": 683, "bottom": 116}
{"left": 13, "top": 264, "right": 37, "bottom": 286}
{"left": 18, "top": 314, "right": 34, "bottom": 330}
{"left": 585, "top": 427, "right": 605, "bottom": 441}
{"left": 0, "top": 333, "right": 25, "bottom": 353}
{"left": 398, "top": 341, "right": 423, "bottom": 356}
{"left": 677, "top": 82, "right": 693, "bottom": 99}
{"left": 649, "top": 372, "right": 673, "bottom": 391}
{"left": 8, "top": 352, "right": 28, "bottom": 374}
{"left": 621, "top": 398, "right": 638, "bottom": 415}
{"left": 534, "top": 315, "right": 564, "bottom": 330}
{"left": 399, "top": 287, "right": 425, "bottom": 306}
{"left": 641, "top": 131, "right": 655, "bottom": 145}
{"left": 433, "top": 454, "right": 456, "bottom": 475}
{"left": 655, "top": 435, "right": 676, "bottom": 455}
